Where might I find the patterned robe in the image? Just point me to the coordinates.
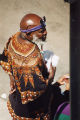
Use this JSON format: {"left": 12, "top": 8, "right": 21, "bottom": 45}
{"left": 0, "top": 32, "right": 51, "bottom": 120}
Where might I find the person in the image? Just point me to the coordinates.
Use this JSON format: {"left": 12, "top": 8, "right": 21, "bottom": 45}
{"left": 0, "top": 13, "right": 55, "bottom": 120}
{"left": 53, "top": 74, "right": 70, "bottom": 120}
{"left": 0, "top": 13, "right": 70, "bottom": 120}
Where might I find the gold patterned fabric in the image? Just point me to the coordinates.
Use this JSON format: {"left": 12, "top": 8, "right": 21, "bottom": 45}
{"left": 0, "top": 32, "right": 49, "bottom": 119}
{"left": 7, "top": 100, "right": 50, "bottom": 120}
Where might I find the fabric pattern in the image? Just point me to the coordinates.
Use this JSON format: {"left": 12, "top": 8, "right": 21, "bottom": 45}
{"left": 0, "top": 32, "right": 50, "bottom": 119}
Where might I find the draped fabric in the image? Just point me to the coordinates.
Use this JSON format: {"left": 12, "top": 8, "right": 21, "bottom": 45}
{"left": 0, "top": 32, "right": 50, "bottom": 119}
{"left": 0, "top": 32, "right": 69, "bottom": 120}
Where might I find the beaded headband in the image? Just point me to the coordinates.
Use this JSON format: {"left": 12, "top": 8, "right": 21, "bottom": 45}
{"left": 20, "top": 16, "right": 46, "bottom": 33}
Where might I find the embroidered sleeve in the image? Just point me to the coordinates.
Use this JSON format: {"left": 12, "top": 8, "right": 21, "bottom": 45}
{"left": 0, "top": 61, "right": 11, "bottom": 75}
{"left": 0, "top": 37, "right": 12, "bottom": 75}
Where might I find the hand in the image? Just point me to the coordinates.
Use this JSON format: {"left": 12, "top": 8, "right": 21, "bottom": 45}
{"left": 9, "top": 75, "right": 16, "bottom": 94}
{"left": 64, "top": 74, "right": 70, "bottom": 90}
{"left": 58, "top": 74, "right": 70, "bottom": 86}
{"left": 65, "top": 80, "right": 70, "bottom": 90}
{"left": 48, "top": 63, "right": 56, "bottom": 84}
{"left": 9, "top": 86, "right": 16, "bottom": 94}
{"left": 9, "top": 82, "right": 16, "bottom": 94}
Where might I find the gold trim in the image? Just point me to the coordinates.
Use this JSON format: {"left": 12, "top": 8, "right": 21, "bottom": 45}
{"left": 8, "top": 33, "right": 42, "bottom": 67}
{"left": 11, "top": 40, "right": 36, "bottom": 57}
{"left": 21, "top": 90, "right": 44, "bottom": 104}
{"left": 7, "top": 100, "right": 50, "bottom": 120}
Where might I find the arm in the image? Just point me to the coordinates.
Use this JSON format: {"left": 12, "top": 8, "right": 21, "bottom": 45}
{"left": 51, "top": 74, "right": 70, "bottom": 103}
{"left": 46, "top": 63, "right": 56, "bottom": 85}
{"left": 0, "top": 38, "right": 12, "bottom": 75}
{"left": 56, "top": 74, "right": 70, "bottom": 101}
{"left": 57, "top": 74, "right": 70, "bottom": 91}
{"left": 0, "top": 49, "right": 8, "bottom": 62}
{"left": 9, "top": 75, "right": 16, "bottom": 94}
{"left": 0, "top": 38, "right": 16, "bottom": 93}
{"left": 51, "top": 74, "right": 70, "bottom": 116}
{"left": 0, "top": 37, "right": 11, "bottom": 62}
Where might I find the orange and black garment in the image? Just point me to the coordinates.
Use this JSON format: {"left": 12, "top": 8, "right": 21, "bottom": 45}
{"left": 0, "top": 32, "right": 51, "bottom": 120}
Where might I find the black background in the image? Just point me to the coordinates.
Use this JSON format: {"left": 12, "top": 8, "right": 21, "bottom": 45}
{"left": 65, "top": 0, "right": 80, "bottom": 120}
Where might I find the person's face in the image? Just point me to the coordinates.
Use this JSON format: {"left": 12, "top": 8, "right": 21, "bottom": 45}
{"left": 25, "top": 27, "right": 47, "bottom": 43}
{"left": 36, "top": 28, "right": 47, "bottom": 41}
{"left": 26, "top": 28, "right": 47, "bottom": 50}
{"left": 31, "top": 27, "right": 47, "bottom": 42}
